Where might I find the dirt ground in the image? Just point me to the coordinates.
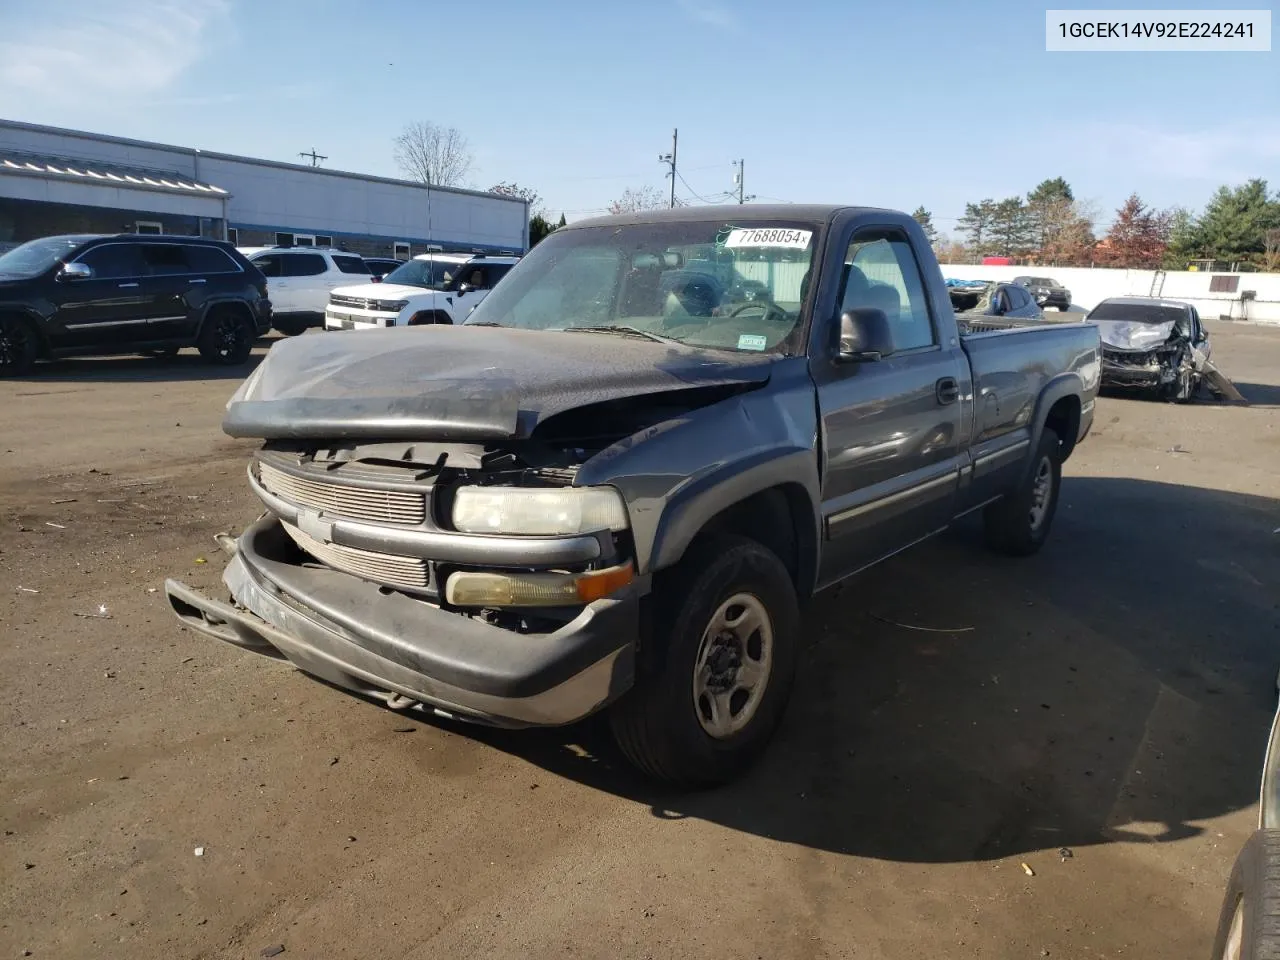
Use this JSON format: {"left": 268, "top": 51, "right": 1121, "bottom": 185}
{"left": 2, "top": 322, "right": 1279, "bottom": 960}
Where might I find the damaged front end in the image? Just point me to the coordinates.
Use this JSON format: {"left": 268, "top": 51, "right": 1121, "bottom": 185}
{"left": 1096, "top": 319, "right": 1245, "bottom": 403}
{"left": 166, "top": 326, "right": 771, "bottom": 727}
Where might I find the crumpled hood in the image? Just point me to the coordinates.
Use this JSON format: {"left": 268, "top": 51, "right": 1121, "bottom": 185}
{"left": 1095, "top": 319, "right": 1177, "bottom": 351}
{"left": 224, "top": 325, "right": 774, "bottom": 441}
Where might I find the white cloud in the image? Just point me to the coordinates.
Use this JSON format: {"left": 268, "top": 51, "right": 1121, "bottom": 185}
{"left": 676, "top": 0, "right": 738, "bottom": 31}
{"left": 1077, "top": 122, "right": 1280, "bottom": 184}
{"left": 0, "top": 0, "right": 230, "bottom": 106}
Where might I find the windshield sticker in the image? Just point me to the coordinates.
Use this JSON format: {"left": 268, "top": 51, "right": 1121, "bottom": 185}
{"left": 723, "top": 228, "right": 812, "bottom": 250}
{"left": 737, "top": 334, "right": 768, "bottom": 351}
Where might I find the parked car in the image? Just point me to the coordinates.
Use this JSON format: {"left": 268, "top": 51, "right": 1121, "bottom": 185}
{"left": 166, "top": 204, "right": 1099, "bottom": 785}
{"left": 1210, "top": 701, "right": 1280, "bottom": 959}
{"left": 950, "top": 281, "right": 1044, "bottom": 326}
{"left": 0, "top": 233, "right": 271, "bottom": 375}
{"left": 323, "top": 253, "right": 519, "bottom": 329}
{"left": 239, "top": 246, "right": 370, "bottom": 336}
{"left": 363, "top": 257, "right": 402, "bottom": 281}
{"left": 1088, "top": 296, "right": 1243, "bottom": 402}
{"left": 1013, "top": 275, "right": 1072, "bottom": 310}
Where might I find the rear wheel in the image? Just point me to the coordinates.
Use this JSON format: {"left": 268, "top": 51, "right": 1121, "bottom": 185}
{"left": 609, "top": 535, "right": 800, "bottom": 786}
{"left": 983, "top": 427, "right": 1062, "bottom": 556}
{"left": 0, "top": 315, "right": 38, "bottom": 376}
{"left": 197, "top": 307, "right": 254, "bottom": 365}
{"left": 274, "top": 318, "right": 308, "bottom": 337}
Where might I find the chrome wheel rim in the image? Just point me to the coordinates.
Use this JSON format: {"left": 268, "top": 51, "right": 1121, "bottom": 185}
{"left": 1028, "top": 455, "right": 1053, "bottom": 531}
{"left": 1221, "top": 896, "right": 1243, "bottom": 960}
{"left": 692, "top": 592, "right": 773, "bottom": 739}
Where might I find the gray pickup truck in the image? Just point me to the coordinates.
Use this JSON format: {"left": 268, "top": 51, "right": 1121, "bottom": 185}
{"left": 166, "top": 205, "right": 1100, "bottom": 785}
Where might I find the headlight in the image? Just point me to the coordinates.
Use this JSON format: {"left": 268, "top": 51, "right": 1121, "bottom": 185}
{"left": 452, "top": 486, "right": 629, "bottom": 536}
{"left": 376, "top": 299, "right": 409, "bottom": 312}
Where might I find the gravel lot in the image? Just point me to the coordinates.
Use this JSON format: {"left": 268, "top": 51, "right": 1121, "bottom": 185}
{"left": 3, "top": 322, "right": 1279, "bottom": 959}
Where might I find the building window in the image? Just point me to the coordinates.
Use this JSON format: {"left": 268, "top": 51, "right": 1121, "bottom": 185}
{"left": 226, "top": 227, "right": 239, "bottom": 245}
{"left": 393, "top": 241, "right": 411, "bottom": 260}
{"left": 315, "top": 235, "right": 333, "bottom": 247}
{"left": 135, "top": 220, "right": 163, "bottom": 235}
{"left": 275, "top": 232, "right": 294, "bottom": 246}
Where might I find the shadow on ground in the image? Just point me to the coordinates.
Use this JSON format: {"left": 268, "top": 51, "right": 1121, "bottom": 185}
{"left": 11, "top": 342, "right": 271, "bottom": 384}
{"left": 1235, "top": 382, "right": 1280, "bottom": 406}
{"left": 393, "top": 476, "right": 1280, "bottom": 864}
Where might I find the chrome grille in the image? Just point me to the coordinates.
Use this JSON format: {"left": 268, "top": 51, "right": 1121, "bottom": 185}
{"left": 330, "top": 294, "right": 372, "bottom": 309}
{"left": 258, "top": 461, "right": 426, "bottom": 525}
{"left": 282, "top": 522, "right": 428, "bottom": 590}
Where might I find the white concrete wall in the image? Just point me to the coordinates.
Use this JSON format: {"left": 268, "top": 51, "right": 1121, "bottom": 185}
{"left": 938, "top": 262, "right": 1280, "bottom": 324}
{"left": 0, "top": 120, "right": 527, "bottom": 251}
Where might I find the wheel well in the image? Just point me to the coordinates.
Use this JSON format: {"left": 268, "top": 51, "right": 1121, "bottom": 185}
{"left": 0, "top": 311, "right": 48, "bottom": 358}
{"left": 200, "top": 300, "right": 253, "bottom": 334}
{"left": 685, "top": 484, "right": 816, "bottom": 598}
{"left": 407, "top": 310, "right": 453, "bottom": 326}
{"left": 1044, "top": 395, "right": 1081, "bottom": 458}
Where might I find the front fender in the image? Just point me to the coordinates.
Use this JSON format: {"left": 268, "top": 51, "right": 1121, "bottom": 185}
{"left": 574, "top": 359, "right": 821, "bottom": 580}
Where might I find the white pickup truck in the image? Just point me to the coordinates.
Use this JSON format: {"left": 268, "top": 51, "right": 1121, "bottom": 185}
{"left": 324, "top": 253, "right": 519, "bottom": 329}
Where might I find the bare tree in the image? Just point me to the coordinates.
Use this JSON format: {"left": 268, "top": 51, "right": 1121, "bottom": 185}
{"left": 608, "top": 185, "right": 665, "bottom": 215}
{"left": 393, "top": 121, "right": 473, "bottom": 187}
{"left": 488, "top": 181, "right": 542, "bottom": 216}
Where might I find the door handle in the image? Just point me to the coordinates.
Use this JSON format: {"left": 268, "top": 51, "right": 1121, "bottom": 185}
{"left": 118, "top": 282, "right": 139, "bottom": 289}
{"left": 935, "top": 377, "right": 959, "bottom": 405}
{"left": 188, "top": 278, "right": 206, "bottom": 284}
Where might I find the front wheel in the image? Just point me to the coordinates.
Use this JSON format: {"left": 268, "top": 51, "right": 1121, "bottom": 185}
{"left": 609, "top": 535, "right": 800, "bottom": 786}
{"left": 0, "top": 315, "right": 38, "bottom": 376}
{"left": 197, "top": 308, "right": 254, "bottom": 365}
{"left": 983, "top": 427, "right": 1063, "bottom": 556}
{"left": 1211, "top": 830, "right": 1280, "bottom": 960}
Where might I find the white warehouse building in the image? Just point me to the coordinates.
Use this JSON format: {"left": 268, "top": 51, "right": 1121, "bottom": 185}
{"left": 0, "top": 118, "right": 529, "bottom": 258}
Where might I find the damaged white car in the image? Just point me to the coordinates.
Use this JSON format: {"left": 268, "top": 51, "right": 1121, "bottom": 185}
{"left": 1088, "top": 296, "right": 1244, "bottom": 403}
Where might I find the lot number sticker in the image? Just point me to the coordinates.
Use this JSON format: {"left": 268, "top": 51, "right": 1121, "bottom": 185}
{"left": 737, "top": 334, "right": 768, "bottom": 351}
{"left": 724, "top": 228, "right": 812, "bottom": 250}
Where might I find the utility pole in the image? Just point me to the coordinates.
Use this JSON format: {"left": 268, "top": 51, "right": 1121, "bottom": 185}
{"left": 658, "top": 128, "right": 678, "bottom": 209}
{"left": 298, "top": 148, "right": 327, "bottom": 167}
{"left": 732, "top": 159, "right": 755, "bottom": 204}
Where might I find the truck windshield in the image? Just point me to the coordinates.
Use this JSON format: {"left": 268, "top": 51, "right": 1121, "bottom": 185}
{"left": 380, "top": 258, "right": 460, "bottom": 290}
{"left": 0, "top": 235, "right": 94, "bottom": 279}
{"left": 464, "top": 220, "right": 821, "bottom": 354}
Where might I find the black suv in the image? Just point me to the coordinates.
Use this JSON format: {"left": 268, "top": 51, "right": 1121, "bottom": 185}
{"left": 0, "top": 234, "right": 272, "bottom": 375}
{"left": 1012, "top": 275, "right": 1072, "bottom": 311}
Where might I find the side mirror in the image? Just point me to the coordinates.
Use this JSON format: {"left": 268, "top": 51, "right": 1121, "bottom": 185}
{"left": 58, "top": 262, "right": 93, "bottom": 281}
{"left": 457, "top": 282, "right": 472, "bottom": 294}
{"left": 836, "top": 308, "right": 894, "bottom": 362}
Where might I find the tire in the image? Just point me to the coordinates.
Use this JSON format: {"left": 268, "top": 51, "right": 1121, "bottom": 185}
{"left": 983, "top": 427, "right": 1063, "bottom": 557}
{"left": 1211, "top": 830, "right": 1280, "bottom": 960}
{"left": 0, "top": 314, "right": 39, "bottom": 377}
{"left": 197, "top": 307, "right": 255, "bottom": 365}
{"left": 609, "top": 534, "right": 800, "bottom": 786}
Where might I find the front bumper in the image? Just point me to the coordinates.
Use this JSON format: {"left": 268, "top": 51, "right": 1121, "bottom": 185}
{"left": 1101, "top": 351, "right": 1171, "bottom": 389}
{"left": 323, "top": 306, "right": 397, "bottom": 331}
{"left": 165, "top": 516, "right": 640, "bottom": 727}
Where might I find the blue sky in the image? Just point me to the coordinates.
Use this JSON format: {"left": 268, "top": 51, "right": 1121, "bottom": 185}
{"left": 0, "top": 0, "right": 1275, "bottom": 237}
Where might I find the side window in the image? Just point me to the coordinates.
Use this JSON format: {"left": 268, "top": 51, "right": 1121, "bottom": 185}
{"left": 282, "top": 254, "right": 327, "bottom": 277}
{"left": 333, "top": 255, "right": 370, "bottom": 275}
{"left": 253, "top": 255, "right": 281, "bottom": 278}
{"left": 182, "top": 245, "right": 239, "bottom": 274}
{"left": 840, "top": 232, "right": 935, "bottom": 351}
{"left": 462, "top": 266, "right": 487, "bottom": 289}
{"left": 78, "top": 244, "right": 146, "bottom": 280}
{"left": 140, "top": 244, "right": 190, "bottom": 275}
{"left": 487, "top": 264, "right": 513, "bottom": 286}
